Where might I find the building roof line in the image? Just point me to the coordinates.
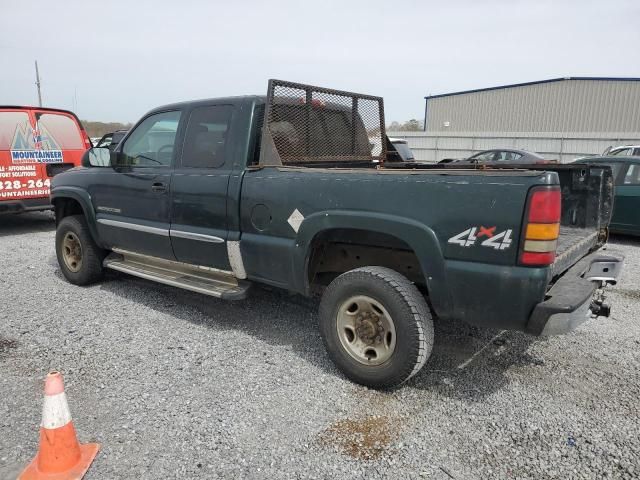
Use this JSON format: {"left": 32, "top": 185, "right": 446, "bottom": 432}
{"left": 424, "top": 77, "right": 640, "bottom": 100}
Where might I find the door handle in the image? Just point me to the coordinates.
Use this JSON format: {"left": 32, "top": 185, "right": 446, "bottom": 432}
{"left": 151, "top": 182, "right": 167, "bottom": 193}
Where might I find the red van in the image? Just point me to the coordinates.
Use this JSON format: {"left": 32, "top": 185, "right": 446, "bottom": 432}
{"left": 0, "top": 106, "right": 90, "bottom": 214}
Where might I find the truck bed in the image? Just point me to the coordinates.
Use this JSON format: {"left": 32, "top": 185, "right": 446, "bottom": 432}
{"left": 388, "top": 161, "right": 614, "bottom": 278}
{"left": 553, "top": 226, "right": 598, "bottom": 277}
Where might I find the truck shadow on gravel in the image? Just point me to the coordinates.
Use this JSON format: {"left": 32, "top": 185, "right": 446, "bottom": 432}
{"left": 407, "top": 322, "right": 542, "bottom": 401}
{"left": 0, "top": 212, "right": 55, "bottom": 237}
{"left": 97, "top": 272, "right": 542, "bottom": 400}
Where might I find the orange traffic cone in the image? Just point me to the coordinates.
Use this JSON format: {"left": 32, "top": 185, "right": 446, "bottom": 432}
{"left": 19, "top": 371, "right": 100, "bottom": 480}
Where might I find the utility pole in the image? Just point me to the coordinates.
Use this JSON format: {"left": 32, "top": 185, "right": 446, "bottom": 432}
{"left": 35, "top": 61, "right": 42, "bottom": 107}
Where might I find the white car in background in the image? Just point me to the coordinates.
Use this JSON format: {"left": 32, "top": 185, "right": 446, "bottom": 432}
{"left": 575, "top": 145, "right": 640, "bottom": 162}
{"left": 604, "top": 145, "right": 640, "bottom": 156}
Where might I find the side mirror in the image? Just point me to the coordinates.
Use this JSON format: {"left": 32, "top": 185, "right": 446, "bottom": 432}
{"left": 82, "top": 147, "right": 113, "bottom": 167}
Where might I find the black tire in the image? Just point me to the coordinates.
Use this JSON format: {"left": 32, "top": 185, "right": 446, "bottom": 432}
{"left": 55, "top": 215, "right": 105, "bottom": 286}
{"left": 319, "top": 266, "right": 434, "bottom": 388}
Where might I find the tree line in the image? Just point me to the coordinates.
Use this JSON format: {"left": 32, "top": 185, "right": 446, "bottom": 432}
{"left": 81, "top": 120, "right": 132, "bottom": 138}
{"left": 387, "top": 119, "right": 423, "bottom": 131}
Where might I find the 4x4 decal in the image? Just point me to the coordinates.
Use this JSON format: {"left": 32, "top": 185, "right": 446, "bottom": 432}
{"left": 448, "top": 226, "right": 513, "bottom": 250}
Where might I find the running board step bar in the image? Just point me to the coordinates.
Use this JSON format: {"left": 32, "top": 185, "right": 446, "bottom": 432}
{"left": 103, "top": 250, "right": 250, "bottom": 300}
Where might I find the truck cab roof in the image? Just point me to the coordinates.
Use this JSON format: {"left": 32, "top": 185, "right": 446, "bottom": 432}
{"left": 145, "top": 96, "right": 265, "bottom": 116}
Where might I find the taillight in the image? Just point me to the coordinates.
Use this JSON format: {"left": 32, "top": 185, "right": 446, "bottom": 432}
{"left": 520, "top": 186, "right": 561, "bottom": 266}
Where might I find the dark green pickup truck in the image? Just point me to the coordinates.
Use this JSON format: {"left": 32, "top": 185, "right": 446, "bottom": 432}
{"left": 51, "top": 80, "right": 623, "bottom": 388}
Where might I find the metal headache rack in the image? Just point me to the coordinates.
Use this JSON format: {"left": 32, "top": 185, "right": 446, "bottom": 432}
{"left": 259, "top": 79, "right": 387, "bottom": 166}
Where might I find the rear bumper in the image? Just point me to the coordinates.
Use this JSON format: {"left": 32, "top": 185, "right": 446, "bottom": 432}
{"left": 0, "top": 197, "right": 52, "bottom": 214}
{"left": 526, "top": 251, "right": 624, "bottom": 335}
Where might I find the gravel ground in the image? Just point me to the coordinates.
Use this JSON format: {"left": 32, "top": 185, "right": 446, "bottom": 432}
{"left": 1, "top": 212, "right": 639, "bottom": 479}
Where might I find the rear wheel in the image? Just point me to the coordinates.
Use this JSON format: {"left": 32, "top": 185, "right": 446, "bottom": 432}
{"left": 319, "top": 266, "right": 434, "bottom": 388}
{"left": 55, "top": 215, "right": 105, "bottom": 285}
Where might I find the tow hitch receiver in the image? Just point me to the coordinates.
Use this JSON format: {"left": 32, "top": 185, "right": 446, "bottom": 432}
{"left": 590, "top": 289, "right": 611, "bottom": 318}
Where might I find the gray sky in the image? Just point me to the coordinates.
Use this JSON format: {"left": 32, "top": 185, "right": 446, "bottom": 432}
{"left": 2, "top": 0, "right": 638, "bottom": 124}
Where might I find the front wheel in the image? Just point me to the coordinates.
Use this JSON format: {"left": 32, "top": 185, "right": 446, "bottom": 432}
{"left": 319, "top": 267, "right": 434, "bottom": 388}
{"left": 55, "top": 215, "right": 105, "bottom": 286}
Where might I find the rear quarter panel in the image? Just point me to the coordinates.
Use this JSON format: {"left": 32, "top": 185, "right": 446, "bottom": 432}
{"left": 239, "top": 167, "right": 553, "bottom": 324}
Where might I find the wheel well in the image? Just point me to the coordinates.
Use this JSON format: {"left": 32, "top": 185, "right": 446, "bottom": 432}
{"left": 307, "top": 228, "right": 427, "bottom": 290}
{"left": 53, "top": 198, "right": 84, "bottom": 225}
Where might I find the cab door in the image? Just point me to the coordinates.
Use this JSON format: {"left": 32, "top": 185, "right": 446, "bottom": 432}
{"left": 169, "top": 104, "right": 235, "bottom": 269}
{"left": 90, "top": 110, "right": 182, "bottom": 259}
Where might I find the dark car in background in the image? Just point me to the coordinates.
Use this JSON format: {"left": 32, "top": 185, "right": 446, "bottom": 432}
{"left": 389, "top": 137, "right": 415, "bottom": 162}
{"left": 95, "top": 129, "right": 128, "bottom": 150}
{"left": 440, "top": 149, "right": 549, "bottom": 165}
{"left": 574, "top": 156, "right": 640, "bottom": 236}
{"left": 370, "top": 137, "right": 415, "bottom": 162}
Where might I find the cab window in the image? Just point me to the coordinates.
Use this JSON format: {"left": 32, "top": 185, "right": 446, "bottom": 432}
{"left": 471, "top": 151, "right": 496, "bottom": 162}
{"left": 623, "top": 164, "right": 640, "bottom": 185}
{"left": 591, "top": 162, "right": 625, "bottom": 184}
{"left": 269, "top": 104, "right": 371, "bottom": 158}
{"left": 121, "top": 111, "right": 181, "bottom": 167}
{"left": 609, "top": 163, "right": 625, "bottom": 183}
{"left": 495, "top": 151, "right": 521, "bottom": 162}
{"left": 181, "top": 106, "right": 233, "bottom": 168}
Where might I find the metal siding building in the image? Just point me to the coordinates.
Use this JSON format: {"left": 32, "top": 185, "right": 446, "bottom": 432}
{"left": 424, "top": 78, "right": 640, "bottom": 133}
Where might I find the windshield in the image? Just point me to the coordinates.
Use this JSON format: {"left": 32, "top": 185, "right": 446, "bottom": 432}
{"left": 96, "top": 135, "right": 113, "bottom": 148}
{"left": 590, "top": 162, "right": 625, "bottom": 182}
{"left": 112, "top": 131, "right": 126, "bottom": 145}
{"left": 610, "top": 148, "right": 631, "bottom": 156}
{"left": 393, "top": 141, "right": 414, "bottom": 161}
